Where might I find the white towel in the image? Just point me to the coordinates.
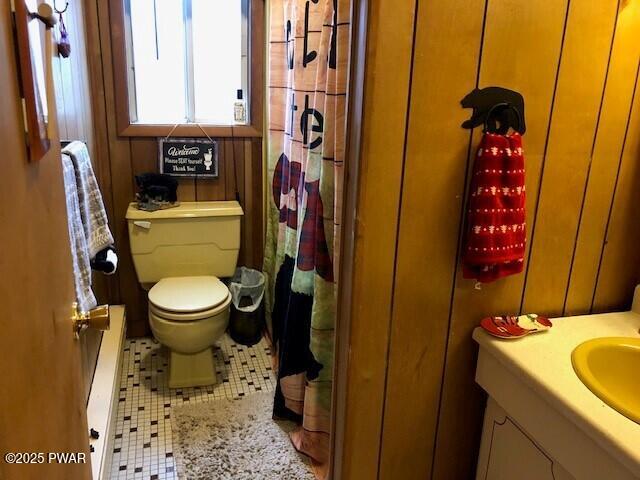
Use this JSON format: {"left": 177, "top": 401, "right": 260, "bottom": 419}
{"left": 62, "top": 154, "right": 97, "bottom": 313}
{"left": 62, "top": 141, "right": 114, "bottom": 258}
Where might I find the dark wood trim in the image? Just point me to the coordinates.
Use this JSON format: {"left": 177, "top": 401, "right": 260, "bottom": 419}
{"left": 249, "top": 0, "right": 264, "bottom": 138}
{"left": 109, "top": 0, "right": 264, "bottom": 139}
{"left": 108, "top": 0, "right": 130, "bottom": 138}
{"left": 118, "top": 123, "right": 262, "bottom": 138}
{"left": 84, "top": 0, "right": 120, "bottom": 303}
{"left": 331, "top": 0, "right": 367, "bottom": 478}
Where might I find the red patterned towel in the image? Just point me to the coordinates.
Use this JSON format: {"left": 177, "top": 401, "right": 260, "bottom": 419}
{"left": 463, "top": 132, "right": 526, "bottom": 283}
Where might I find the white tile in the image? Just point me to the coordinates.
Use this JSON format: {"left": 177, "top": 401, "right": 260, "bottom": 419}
{"left": 108, "top": 334, "right": 275, "bottom": 479}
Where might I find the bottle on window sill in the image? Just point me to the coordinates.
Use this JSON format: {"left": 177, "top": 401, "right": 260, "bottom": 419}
{"left": 234, "top": 89, "right": 246, "bottom": 124}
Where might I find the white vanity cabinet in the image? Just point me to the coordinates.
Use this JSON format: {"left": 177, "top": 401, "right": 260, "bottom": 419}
{"left": 476, "top": 398, "right": 574, "bottom": 480}
{"left": 472, "top": 310, "right": 640, "bottom": 480}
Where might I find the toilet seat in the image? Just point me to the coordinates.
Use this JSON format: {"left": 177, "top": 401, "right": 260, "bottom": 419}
{"left": 148, "top": 275, "right": 231, "bottom": 321}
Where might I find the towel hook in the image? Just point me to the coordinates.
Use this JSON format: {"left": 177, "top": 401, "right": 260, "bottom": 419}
{"left": 460, "top": 86, "right": 526, "bottom": 134}
{"left": 483, "top": 102, "right": 523, "bottom": 135}
{"left": 54, "top": 0, "right": 69, "bottom": 14}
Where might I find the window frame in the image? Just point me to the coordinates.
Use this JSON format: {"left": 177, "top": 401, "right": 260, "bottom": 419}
{"left": 110, "top": 0, "right": 263, "bottom": 138}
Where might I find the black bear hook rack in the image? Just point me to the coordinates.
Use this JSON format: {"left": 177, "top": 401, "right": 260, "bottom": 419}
{"left": 461, "top": 86, "right": 526, "bottom": 135}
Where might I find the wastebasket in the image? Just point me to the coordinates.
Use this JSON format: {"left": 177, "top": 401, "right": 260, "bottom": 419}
{"left": 228, "top": 267, "right": 266, "bottom": 346}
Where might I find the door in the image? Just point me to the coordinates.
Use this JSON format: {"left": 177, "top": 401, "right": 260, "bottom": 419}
{"left": 0, "top": 4, "right": 91, "bottom": 480}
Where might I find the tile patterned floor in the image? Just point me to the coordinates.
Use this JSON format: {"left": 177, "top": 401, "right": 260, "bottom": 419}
{"left": 108, "top": 335, "right": 276, "bottom": 480}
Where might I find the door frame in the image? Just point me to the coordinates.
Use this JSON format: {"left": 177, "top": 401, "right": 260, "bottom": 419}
{"left": 330, "top": 0, "right": 368, "bottom": 477}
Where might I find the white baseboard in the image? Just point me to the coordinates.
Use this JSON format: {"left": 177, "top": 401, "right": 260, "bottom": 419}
{"left": 87, "top": 305, "right": 126, "bottom": 480}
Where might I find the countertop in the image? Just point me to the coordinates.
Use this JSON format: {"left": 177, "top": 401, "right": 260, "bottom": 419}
{"left": 473, "top": 309, "right": 640, "bottom": 476}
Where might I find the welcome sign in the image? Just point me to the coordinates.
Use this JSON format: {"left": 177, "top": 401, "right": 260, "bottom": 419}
{"left": 158, "top": 138, "right": 218, "bottom": 178}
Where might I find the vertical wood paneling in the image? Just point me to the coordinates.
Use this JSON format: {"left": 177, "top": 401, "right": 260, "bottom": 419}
{"left": 235, "top": 139, "right": 251, "bottom": 265}
{"left": 343, "top": 2, "right": 640, "bottom": 479}
{"left": 82, "top": 1, "right": 265, "bottom": 336}
{"left": 196, "top": 139, "right": 227, "bottom": 201}
{"left": 521, "top": 0, "right": 618, "bottom": 316}
{"left": 378, "top": 0, "right": 486, "bottom": 478}
{"left": 52, "top": 0, "right": 112, "bottom": 399}
{"left": 239, "top": 140, "right": 253, "bottom": 267}
{"left": 84, "top": 0, "right": 115, "bottom": 229}
{"left": 178, "top": 178, "right": 197, "bottom": 202}
{"left": 250, "top": 138, "right": 264, "bottom": 269}
{"left": 95, "top": 0, "right": 151, "bottom": 336}
{"left": 130, "top": 138, "right": 158, "bottom": 182}
{"left": 432, "top": 2, "right": 569, "bottom": 478}
{"left": 592, "top": 61, "right": 640, "bottom": 311}
{"left": 340, "top": 0, "right": 416, "bottom": 477}
{"left": 95, "top": 136, "right": 262, "bottom": 336}
{"left": 565, "top": 1, "right": 640, "bottom": 315}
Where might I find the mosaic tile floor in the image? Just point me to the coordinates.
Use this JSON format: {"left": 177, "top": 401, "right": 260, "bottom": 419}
{"left": 108, "top": 335, "right": 276, "bottom": 480}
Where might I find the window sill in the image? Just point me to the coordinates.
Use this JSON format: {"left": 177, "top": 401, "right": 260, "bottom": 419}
{"left": 118, "top": 123, "right": 262, "bottom": 138}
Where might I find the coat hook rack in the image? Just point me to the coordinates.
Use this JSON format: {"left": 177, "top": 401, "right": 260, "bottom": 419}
{"left": 461, "top": 86, "right": 526, "bottom": 135}
{"left": 30, "top": 3, "right": 58, "bottom": 29}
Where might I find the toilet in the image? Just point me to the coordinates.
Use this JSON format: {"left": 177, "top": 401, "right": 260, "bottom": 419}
{"left": 126, "top": 201, "right": 243, "bottom": 388}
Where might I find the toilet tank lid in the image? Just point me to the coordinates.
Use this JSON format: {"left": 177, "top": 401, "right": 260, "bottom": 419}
{"left": 126, "top": 201, "right": 243, "bottom": 220}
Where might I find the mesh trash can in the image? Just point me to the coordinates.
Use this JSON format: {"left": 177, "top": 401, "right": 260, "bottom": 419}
{"left": 228, "top": 267, "right": 266, "bottom": 346}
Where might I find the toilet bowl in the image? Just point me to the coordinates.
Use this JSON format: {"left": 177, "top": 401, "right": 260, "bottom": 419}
{"left": 126, "top": 201, "right": 244, "bottom": 388}
{"left": 148, "top": 275, "right": 231, "bottom": 388}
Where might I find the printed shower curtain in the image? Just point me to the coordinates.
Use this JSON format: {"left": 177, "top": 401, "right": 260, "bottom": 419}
{"left": 263, "top": 0, "right": 351, "bottom": 477}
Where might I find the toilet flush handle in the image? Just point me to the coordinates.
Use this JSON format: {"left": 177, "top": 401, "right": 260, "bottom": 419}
{"left": 133, "top": 220, "right": 152, "bottom": 229}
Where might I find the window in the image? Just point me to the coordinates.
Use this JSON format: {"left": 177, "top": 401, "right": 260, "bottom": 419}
{"left": 123, "top": 0, "right": 250, "bottom": 126}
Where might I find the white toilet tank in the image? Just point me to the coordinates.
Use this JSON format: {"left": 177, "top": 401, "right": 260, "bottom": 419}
{"left": 126, "top": 201, "right": 243, "bottom": 285}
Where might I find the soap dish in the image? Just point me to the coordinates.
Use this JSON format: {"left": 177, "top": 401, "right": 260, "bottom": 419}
{"left": 480, "top": 314, "right": 552, "bottom": 339}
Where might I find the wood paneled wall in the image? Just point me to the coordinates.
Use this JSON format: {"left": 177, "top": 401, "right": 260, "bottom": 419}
{"left": 83, "top": 0, "right": 264, "bottom": 337}
{"left": 50, "top": 0, "right": 110, "bottom": 401}
{"left": 341, "top": 1, "right": 640, "bottom": 479}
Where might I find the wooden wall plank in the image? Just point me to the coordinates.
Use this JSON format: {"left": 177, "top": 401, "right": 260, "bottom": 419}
{"left": 432, "top": 1, "right": 569, "bottom": 478}
{"left": 377, "top": 0, "right": 486, "bottom": 478}
{"left": 84, "top": 0, "right": 118, "bottom": 311}
{"left": 240, "top": 140, "right": 254, "bottom": 267}
{"left": 521, "top": 1, "right": 618, "bottom": 316}
{"left": 178, "top": 178, "right": 197, "bottom": 201}
{"left": 592, "top": 60, "right": 640, "bottom": 312}
{"left": 234, "top": 140, "right": 248, "bottom": 266}
{"left": 250, "top": 138, "right": 264, "bottom": 269}
{"left": 340, "top": 0, "right": 416, "bottom": 477}
{"left": 565, "top": 1, "right": 640, "bottom": 315}
{"left": 84, "top": 0, "right": 115, "bottom": 227}
{"left": 130, "top": 138, "right": 158, "bottom": 183}
{"left": 196, "top": 139, "right": 228, "bottom": 201}
{"left": 95, "top": 0, "right": 149, "bottom": 336}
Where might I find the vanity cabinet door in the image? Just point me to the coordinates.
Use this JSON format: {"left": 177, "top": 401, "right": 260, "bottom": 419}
{"left": 483, "top": 418, "right": 554, "bottom": 480}
{"left": 477, "top": 398, "right": 574, "bottom": 480}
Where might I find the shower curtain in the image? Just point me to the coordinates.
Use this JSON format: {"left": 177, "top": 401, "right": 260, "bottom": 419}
{"left": 263, "top": 0, "right": 351, "bottom": 477}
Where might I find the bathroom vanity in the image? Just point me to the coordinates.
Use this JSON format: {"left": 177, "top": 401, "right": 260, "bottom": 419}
{"left": 473, "top": 296, "right": 640, "bottom": 480}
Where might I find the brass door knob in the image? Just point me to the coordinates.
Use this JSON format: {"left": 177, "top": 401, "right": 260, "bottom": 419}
{"left": 72, "top": 303, "right": 110, "bottom": 339}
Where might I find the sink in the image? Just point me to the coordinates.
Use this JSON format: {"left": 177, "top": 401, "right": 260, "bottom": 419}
{"left": 572, "top": 337, "right": 640, "bottom": 425}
